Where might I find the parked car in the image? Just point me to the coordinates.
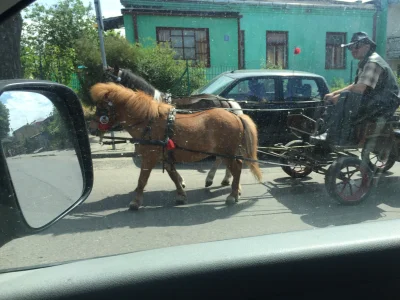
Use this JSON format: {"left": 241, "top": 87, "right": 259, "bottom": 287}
{"left": 192, "top": 69, "right": 330, "bottom": 145}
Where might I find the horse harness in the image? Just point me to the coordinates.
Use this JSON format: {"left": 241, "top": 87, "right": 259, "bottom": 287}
{"left": 99, "top": 71, "right": 248, "bottom": 165}
{"left": 98, "top": 94, "right": 177, "bottom": 170}
{"left": 98, "top": 94, "right": 250, "bottom": 167}
{"left": 105, "top": 69, "right": 172, "bottom": 103}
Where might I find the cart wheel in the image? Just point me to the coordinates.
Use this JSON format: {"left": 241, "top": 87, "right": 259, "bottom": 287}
{"left": 361, "top": 139, "right": 396, "bottom": 173}
{"left": 325, "top": 157, "right": 373, "bottom": 205}
{"left": 280, "top": 140, "right": 313, "bottom": 178}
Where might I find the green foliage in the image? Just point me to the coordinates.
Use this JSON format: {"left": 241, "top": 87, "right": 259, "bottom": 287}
{"left": 22, "top": 0, "right": 207, "bottom": 103}
{"left": 76, "top": 37, "right": 207, "bottom": 104}
{"left": 0, "top": 102, "right": 10, "bottom": 139}
{"left": 260, "top": 59, "right": 283, "bottom": 70}
{"left": 330, "top": 77, "right": 347, "bottom": 92}
{"left": 74, "top": 33, "right": 140, "bottom": 106}
{"left": 135, "top": 40, "right": 207, "bottom": 96}
{"left": 42, "top": 106, "right": 71, "bottom": 150}
{"left": 21, "top": 0, "right": 96, "bottom": 85}
{"left": 24, "top": 137, "right": 35, "bottom": 153}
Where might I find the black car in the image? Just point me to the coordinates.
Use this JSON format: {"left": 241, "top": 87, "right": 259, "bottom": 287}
{"left": 192, "top": 69, "right": 330, "bottom": 145}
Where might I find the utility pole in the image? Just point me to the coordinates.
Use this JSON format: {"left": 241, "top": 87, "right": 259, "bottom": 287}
{"left": 94, "top": 0, "right": 107, "bottom": 70}
{"left": 94, "top": 0, "right": 115, "bottom": 150}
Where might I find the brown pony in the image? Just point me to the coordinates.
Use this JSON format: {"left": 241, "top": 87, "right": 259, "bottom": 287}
{"left": 90, "top": 82, "right": 262, "bottom": 210}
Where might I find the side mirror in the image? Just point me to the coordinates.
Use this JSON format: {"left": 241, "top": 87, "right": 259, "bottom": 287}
{"left": 0, "top": 80, "right": 93, "bottom": 242}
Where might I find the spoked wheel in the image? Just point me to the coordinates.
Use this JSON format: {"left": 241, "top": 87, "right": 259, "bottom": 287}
{"left": 325, "top": 157, "right": 374, "bottom": 205}
{"left": 280, "top": 140, "right": 313, "bottom": 178}
{"left": 361, "top": 139, "right": 396, "bottom": 173}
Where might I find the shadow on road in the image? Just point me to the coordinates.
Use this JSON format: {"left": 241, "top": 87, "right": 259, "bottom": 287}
{"left": 37, "top": 170, "right": 400, "bottom": 237}
{"left": 268, "top": 173, "right": 400, "bottom": 228}
{"left": 38, "top": 185, "right": 266, "bottom": 236}
{"left": 132, "top": 155, "right": 281, "bottom": 171}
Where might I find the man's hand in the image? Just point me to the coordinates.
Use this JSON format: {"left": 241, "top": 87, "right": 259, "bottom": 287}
{"left": 323, "top": 93, "right": 340, "bottom": 104}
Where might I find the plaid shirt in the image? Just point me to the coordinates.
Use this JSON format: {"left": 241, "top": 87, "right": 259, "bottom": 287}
{"left": 356, "top": 61, "right": 383, "bottom": 89}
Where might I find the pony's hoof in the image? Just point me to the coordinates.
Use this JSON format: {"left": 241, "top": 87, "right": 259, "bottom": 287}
{"left": 225, "top": 195, "right": 238, "bottom": 205}
{"left": 175, "top": 194, "right": 187, "bottom": 205}
{"left": 205, "top": 180, "right": 213, "bottom": 187}
{"left": 129, "top": 202, "right": 140, "bottom": 211}
{"left": 221, "top": 180, "right": 230, "bottom": 186}
{"left": 181, "top": 181, "right": 186, "bottom": 189}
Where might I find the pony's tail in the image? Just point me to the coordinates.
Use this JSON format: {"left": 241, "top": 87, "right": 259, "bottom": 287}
{"left": 238, "top": 114, "right": 262, "bottom": 182}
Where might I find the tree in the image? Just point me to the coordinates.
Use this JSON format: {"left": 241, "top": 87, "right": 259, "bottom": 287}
{"left": 42, "top": 106, "right": 71, "bottom": 150}
{"left": 75, "top": 35, "right": 207, "bottom": 105}
{"left": 135, "top": 40, "right": 207, "bottom": 96}
{"left": 0, "top": 103, "right": 10, "bottom": 139}
{"left": 74, "top": 32, "right": 140, "bottom": 106}
{"left": 0, "top": 13, "right": 23, "bottom": 79}
{"left": 21, "top": 0, "right": 96, "bottom": 84}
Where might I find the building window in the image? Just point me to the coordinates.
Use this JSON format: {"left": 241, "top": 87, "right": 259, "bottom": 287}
{"left": 156, "top": 27, "right": 210, "bottom": 67}
{"left": 326, "top": 32, "right": 346, "bottom": 69}
{"left": 266, "top": 31, "right": 288, "bottom": 69}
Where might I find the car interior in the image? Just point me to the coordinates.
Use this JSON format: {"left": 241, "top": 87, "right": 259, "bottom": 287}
{"left": 223, "top": 78, "right": 277, "bottom": 102}
{"left": 1, "top": 1, "right": 400, "bottom": 299}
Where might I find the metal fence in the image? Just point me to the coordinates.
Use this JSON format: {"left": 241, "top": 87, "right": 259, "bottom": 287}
{"left": 193, "top": 65, "right": 238, "bottom": 81}
{"left": 66, "top": 65, "right": 237, "bottom": 96}
{"left": 68, "top": 72, "right": 80, "bottom": 91}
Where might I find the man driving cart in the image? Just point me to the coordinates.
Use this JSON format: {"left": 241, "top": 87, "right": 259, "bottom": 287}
{"left": 312, "top": 31, "right": 400, "bottom": 146}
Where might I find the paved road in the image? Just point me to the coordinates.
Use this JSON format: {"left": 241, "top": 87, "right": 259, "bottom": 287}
{"left": 1, "top": 156, "right": 400, "bottom": 270}
{"left": 6, "top": 151, "right": 83, "bottom": 228}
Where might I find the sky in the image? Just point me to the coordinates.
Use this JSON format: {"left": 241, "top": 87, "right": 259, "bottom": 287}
{"left": 1, "top": 1, "right": 124, "bottom": 135}
{"left": 38, "top": 0, "right": 124, "bottom": 18}
{"left": 0, "top": 92, "right": 54, "bottom": 135}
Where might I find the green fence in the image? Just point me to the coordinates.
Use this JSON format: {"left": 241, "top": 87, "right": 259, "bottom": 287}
{"left": 68, "top": 73, "right": 81, "bottom": 91}
{"left": 173, "top": 64, "right": 239, "bottom": 96}
{"left": 194, "top": 65, "right": 238, "bottom": 81}
{"left": 66, "top": 65, "right": 239, "bottom": 97}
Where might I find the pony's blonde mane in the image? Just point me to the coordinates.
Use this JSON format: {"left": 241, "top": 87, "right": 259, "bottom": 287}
{"left": 90, "top": 82, "right": 172, "bottom": 120}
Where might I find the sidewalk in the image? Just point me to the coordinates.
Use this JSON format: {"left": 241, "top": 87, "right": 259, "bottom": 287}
{"left": 90, "top": 131, "right": 136, "bottom": 159}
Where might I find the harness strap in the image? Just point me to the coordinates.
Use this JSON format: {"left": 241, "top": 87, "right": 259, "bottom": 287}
{"left": 142, "top": 119, "right": 154, "bottom": 139}
{"left": 163, "top": 109, "right": 177, "bottom": 170}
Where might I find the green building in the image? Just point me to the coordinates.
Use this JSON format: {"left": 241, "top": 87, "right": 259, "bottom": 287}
{"left": 119, "top": 0, "right": 388, "bottom": 85}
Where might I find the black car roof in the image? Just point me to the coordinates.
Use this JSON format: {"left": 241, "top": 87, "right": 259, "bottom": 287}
{"left": 221, "top": 69, "right": 326, "bottom": 79}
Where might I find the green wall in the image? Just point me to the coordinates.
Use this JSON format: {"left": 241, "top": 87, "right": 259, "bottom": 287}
{"left": 376, "top": 0, "right": 388, "bottom": 58}
{"left": 239, "top": 7, "right": 374, "bottom": 85}
{"left": 136, "top": 15, "right": 239, "bottom": 69}
{"left": 123, "top": 14, "right": 135, "bottom": 44}
{"left": 122, "top": 0, "right": 377, "bottom": 86}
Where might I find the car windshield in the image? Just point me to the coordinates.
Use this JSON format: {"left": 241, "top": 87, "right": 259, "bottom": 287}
{"left": 192, "top": 74, "right": 235, "bottom": 95}
{"left": 0, "top": 0, "right": 399, "bottom": 273}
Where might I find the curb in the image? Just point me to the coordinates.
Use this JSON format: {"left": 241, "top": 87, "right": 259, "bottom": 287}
{"left": 91, "top": 152, "right": 137, "bottom": 159}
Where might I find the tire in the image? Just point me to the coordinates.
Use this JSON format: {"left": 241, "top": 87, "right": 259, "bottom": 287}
{"left": 280, "top": 140, "right": 313, "bottom": 178}
{"left": 361, "top": 138, "right": 396, "bottom": 173}
{"left": 325, "top": 157, "right": 374, "bottom": 205}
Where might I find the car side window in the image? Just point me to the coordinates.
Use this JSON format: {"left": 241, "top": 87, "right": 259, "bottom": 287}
{"left": 283, "top": 78, "right": 322, "bottom": 101}
{"left": 225, "top": 78, "right": 276, "bottom": 102}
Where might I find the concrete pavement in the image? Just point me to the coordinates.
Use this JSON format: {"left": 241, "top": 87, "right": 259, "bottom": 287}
{"left": 90, "top": 131, "right": 136, "bottom": 159}
{"left": 2, "top": 131, "right": 400, "bottom": 271}
{"left": 1, "top": 154, "right": 400, "bottom": 271}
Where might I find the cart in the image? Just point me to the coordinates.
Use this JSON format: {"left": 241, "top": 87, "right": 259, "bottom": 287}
{"left": 268, "top": 112, "right": 400, "bottom": 205}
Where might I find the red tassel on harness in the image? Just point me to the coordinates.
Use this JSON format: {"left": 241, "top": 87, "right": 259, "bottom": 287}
{"left": 98, "top": 123, "right": 111, "bottom": 131}
{"left": 166, "top": 139, "right": 176, "bottom": 150}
